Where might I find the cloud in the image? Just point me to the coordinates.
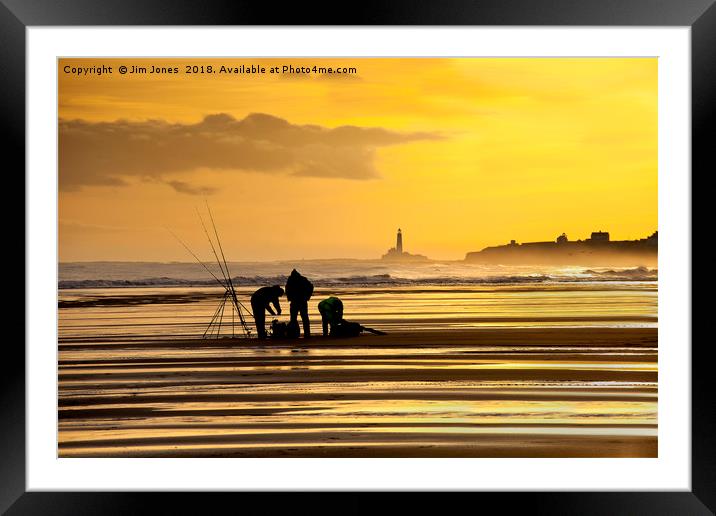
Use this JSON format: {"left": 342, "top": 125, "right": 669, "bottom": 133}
{"left": 165, "top": 180, "right": 218, "bottom": 196}
{"left": 59, "top": 113, "right": 441, "bottom": 190}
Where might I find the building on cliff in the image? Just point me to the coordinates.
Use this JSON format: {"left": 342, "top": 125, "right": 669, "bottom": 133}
{"left": 465, "top": 231, "right": 657, "bottom": 266}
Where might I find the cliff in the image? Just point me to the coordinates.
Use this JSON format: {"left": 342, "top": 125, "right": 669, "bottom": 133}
{"left": 465, "top": 232, "right": 657, "bottom": 266}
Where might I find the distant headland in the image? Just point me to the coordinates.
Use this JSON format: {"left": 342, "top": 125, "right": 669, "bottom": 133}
{"left": 465, "top": 231, "right": 657, "bottom": 266}
{"left": 381, "top": 228, "right": 429, "bottom": 262}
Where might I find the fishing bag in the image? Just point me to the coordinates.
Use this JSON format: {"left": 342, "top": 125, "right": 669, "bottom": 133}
{"left": 270, "top": 320, "right": 288, "bottom": 339}
{"left": 270, "top": 319, "right": 301, "bottom": 339}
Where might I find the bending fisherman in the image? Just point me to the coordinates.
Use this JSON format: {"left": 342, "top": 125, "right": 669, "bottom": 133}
{"left": 250, "top": 285, "right": 284, "bottom": 339}
{"left": 318, "top": 296, "right": 344, "bottom": 337}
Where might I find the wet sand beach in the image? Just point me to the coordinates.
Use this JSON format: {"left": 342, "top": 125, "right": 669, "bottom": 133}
{"left": 58, "top": 324, "right": 657, "bottom": 458}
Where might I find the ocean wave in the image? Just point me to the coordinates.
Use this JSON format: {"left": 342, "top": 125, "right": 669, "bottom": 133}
{"left": 582, "top": 266, "right": 657, "bottom": 280}
{"left": 58, "top": 269, "right": 656, "bottom": 289}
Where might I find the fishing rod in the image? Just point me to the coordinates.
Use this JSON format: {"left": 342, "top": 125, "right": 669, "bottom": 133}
{"left": 167, "top": 207, "right": 253, "bottom": 339}
{"left": 205, "top": 202, "right": 253, "bottom": 324}
{"left": 194, "top": 205, "right": 251, "bottom": 319}
{"left": 168, "top": 227, "right": 239, "bottom": 338}
{"left": 203, "top": 290, "right": 229, "bottom": 339}
{"left": 196, "top": 207, "right": 230, "bottom": 286}
{"left": 166, "top": 228, "right": 228, "bottom": 290}
{"left": 360, "top": 325, "right": 388, "bottom": 336}
{"left": 200, "top": 203, "right": 252, "bottom": 334}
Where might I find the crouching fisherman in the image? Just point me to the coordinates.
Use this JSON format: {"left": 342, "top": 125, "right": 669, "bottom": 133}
{"left": 251, "top": 285, "right": 284, "bottom": 339}
{"left": 318, "top": 296, "right": 344, "bottom": 337}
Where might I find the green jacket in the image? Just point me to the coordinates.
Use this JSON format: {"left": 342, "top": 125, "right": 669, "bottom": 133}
{"left": 318, "top": 296, "right": 343, "bottom": 324}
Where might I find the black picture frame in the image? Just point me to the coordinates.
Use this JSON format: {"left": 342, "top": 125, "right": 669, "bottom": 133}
{"left": 4, "top": 0, "right": 711, "bottom": 513}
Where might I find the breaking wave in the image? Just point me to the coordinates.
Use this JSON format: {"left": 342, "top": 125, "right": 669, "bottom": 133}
{"left": 583, "top": 266, "right": 656, "bottom": 279}
{"left": 58, "top": 268, "right": 656, "bottom": 290}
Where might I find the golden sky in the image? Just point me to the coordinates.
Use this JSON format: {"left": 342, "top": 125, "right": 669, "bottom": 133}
{"left": 59, "top": 58, "right": 657, "bottom": 262}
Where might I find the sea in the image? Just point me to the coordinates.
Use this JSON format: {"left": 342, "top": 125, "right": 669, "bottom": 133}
{"left": 58, "top": 260, "right": 657, "bottom": 339}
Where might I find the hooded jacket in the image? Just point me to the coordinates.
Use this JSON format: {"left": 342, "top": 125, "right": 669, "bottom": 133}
{"left": 285, "top": 269, "right": 314, "bottom": 303}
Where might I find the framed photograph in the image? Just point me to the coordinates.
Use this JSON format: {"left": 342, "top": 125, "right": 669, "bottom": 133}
{"left": 6, "top": 0, "right": 711, "bottom": 512}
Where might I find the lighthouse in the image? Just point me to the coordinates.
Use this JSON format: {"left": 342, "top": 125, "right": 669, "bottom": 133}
{"left": 382, "top": 227, "right": 428, "bottom": 261}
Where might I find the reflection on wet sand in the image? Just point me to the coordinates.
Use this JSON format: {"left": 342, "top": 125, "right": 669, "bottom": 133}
{"left": 59, "top": 283, "right": 657, "bottom": 457}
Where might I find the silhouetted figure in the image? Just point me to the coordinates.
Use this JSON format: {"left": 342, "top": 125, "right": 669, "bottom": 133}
{"left": 332, "top": 320, "right": 364, "bottom": 338}
{"left": 333, "top": 320, "right": 388, "bottom": 338}
{"left": 318, "top": 296, "right": 344, "bottom": 336}
{"left": 286, "top": 320, "right": 300, "bottom": 339}
{"left": 285, "top": 269, "right": 314, "bottom": 338}
{"left": 250, "top": 285, "right": 284, "bottom": 339}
